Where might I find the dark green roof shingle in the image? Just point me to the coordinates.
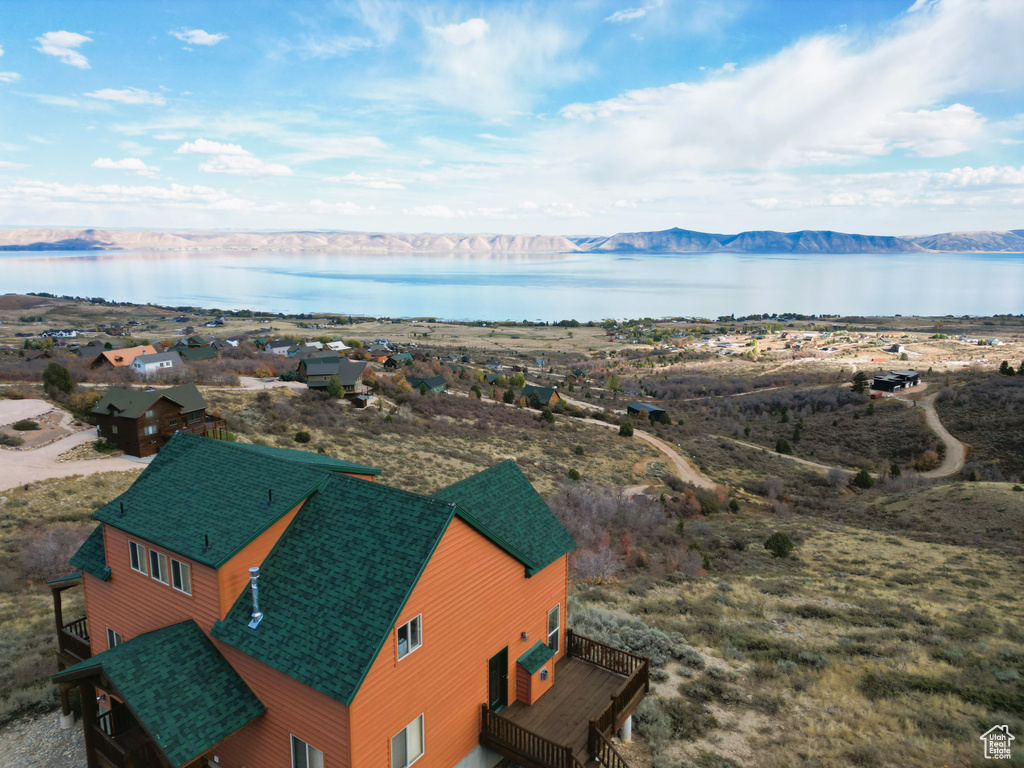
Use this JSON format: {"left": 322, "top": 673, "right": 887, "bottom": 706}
{"left": 93, "top": 432, "right": 331, "bottom": 567}
{"left": 54, "top": 621, "right": 264, "bottom": 768}
{"left": 211, "top": 474, "right": 457, "bottom": 705}
{"left": 91, "top": 383, "right": 207, "bottom": 419}
{"left": 69, "top": 525, "right": 110, "bottom": 581}
{"left": 518, "top": 640, "right": 555, "bottom": 674}
{"left": 433, "top": 460, "right": 575, "bottom": 575}
{"left": 228, "top": 440, "right": 380, "bottom": 476}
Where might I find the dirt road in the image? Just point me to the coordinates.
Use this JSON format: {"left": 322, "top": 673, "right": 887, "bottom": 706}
{"left": 0, "top": 399, "right": 54, "bottom": 427}
{"left": 0, "top": 430, "right": 144, "bottom": 492}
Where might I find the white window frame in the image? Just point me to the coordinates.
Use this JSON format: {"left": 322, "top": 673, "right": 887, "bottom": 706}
{"left": 170, "top": 558, "right": 192, "bottom": 596}
{"left": 144, "top": 409, "right": 154, "bottom": 418}
{"left": 396, "top": 615, "right": 422, "bottom": 660}
{"left": 110, "top": 423, "right": 118, "bottom": 435}
{"left": 128, "top": 541, "right": 147, "bottom": 575}
{"left": 548, "top": 604, "right": 560, "bottom": 653}
{"left": 143, "top": 424, "right": 158, "bottom": 436}
{"left": 149, "top": 550, "right": 169, "bottom": 585}
{"left": 390, "top": 714, "right": 424, "bottom": 768}
{"left": 106, "top": 628, "right": 122, "bottom": 648}
{"left": 290, "top": 734, "right": 324, "bottom": 768}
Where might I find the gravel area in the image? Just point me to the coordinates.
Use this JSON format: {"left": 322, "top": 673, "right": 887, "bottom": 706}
{"left": 0, "top": 712, "right": 86, "bottom": 768}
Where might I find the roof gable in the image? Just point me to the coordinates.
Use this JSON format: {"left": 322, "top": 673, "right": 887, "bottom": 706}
{"left": 54, "top": 621, "right": 264, "bottom": 768}
{"left": 211, "top": 474, "right": 457, "bottom": 705}
{"left": 69, "top": 524, "right": 111, "bottom": 581}
{"left": 433, "top": 460, "right": 575, "bottom": 575}
{"left": 520, "top": 385, "right": 558, "bottom": 404}
{"left": 95, "top": 345, "right": 158, "bottom": 367}
{"left": 91, "top": 383, "right": 207, "bottom": 419}
{"left": 92, "top": 432, "right": 330, "bottom": 567}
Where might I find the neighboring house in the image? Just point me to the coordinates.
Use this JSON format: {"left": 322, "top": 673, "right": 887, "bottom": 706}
{"left": 293, "top": 347, "right": 336, "bottom": 362}
{"left": 175, "top": 336, "right": 209, "bottom": 348}
{"left": 564, "top": 369, "right": 586, "bottom": 384}
{"left": 871, "top": 370, "right": 920, "bottom": 392}
{"left": 91, "top": 384, "right": 224, "bottom": 457}
{"left": 51, "top": 434, "right": 647, "bottom": 768}
{"left": 406, "top": 375, "right": 447, "bottom": 394}
{"left": 265, "top": 341, "right": 292, "bottom": 356}
{"left": 210, "top": 339, "right": 236, "bottom": 351}
{"left": 300, "top": 358, "right": 367, "bottom": 393}
{"left": 885, "top": 344, "right": 906, "bottom": 354}
{"left": 484, "top": 359, "right": 502, "bottom": 370}
{"left": 517, "top": 385, "right": 560, "bottom": 408}
{"left": 325, "top": 339, "right": 351, "bottom": 352}
{"left": 130, "top": 351, "right": 184, "bottom": 379}
{"left": 90, "top": 345, "right": 159, "bottom": 369}
{"left": 23, "top": 348, "right": 52, "bottom": 362}
{"left": 41, "top": 329, "right": 78, "bottom": 339}
{"left": 384, "top": 352, "right": 414, "bottom": 369}
{"left": 177, "top": 346, "right": 219, "bottom": 363}
{"left": 988, "top": 338, "right": 1005, "bottom": 346}
{"left": 485, "top": 372, "right": 504, "bottom": 385}
{"left": 627, "top": 403, "right": 668, "bottom": 421}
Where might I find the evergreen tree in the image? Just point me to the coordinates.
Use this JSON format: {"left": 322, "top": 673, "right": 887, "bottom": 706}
{"left": 42, "top": 362, "right": 74, "bottom": 396}
{"left": 852, "top": 371, "right": 868, "bottom": 393}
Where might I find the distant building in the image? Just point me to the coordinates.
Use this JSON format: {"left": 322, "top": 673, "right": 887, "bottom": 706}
{"left": 627, "top": 403, "right": 668, "bottom": 421}
{"left": 130, "top": 351, "right": 184, "bottom": 379}
{"left": 871, "top": 370, "right": 920, "bottom": 392}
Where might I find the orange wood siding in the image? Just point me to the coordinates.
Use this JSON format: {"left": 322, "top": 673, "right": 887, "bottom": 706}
{"left": 516, "top": 664, "right": 531, "bottom": 705}
{"left": 83, "top": 525, "right": 221, "bottom": 650}
{"left": 216, "top": 500, "right": 305, "bottom": 618}
{"left": 206, "top": 642, "right": 352, "bottom": 768}
{"left": 349, "top": 516, "right": 569, "bottom": 768}
{"left": 515, "top": 660, "right": 554, "bottom": 706}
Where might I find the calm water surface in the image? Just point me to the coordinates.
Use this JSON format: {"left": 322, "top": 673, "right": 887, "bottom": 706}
{"left": 0, "top": 249, "right": 1021, "bottom": 321}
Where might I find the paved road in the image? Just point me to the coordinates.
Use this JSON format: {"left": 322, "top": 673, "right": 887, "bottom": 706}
{"left": 0, "top": 429, "right": 145, "bottom": 492}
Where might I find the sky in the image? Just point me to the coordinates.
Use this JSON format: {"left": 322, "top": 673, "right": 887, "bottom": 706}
{"left": 1, "top": 0, "right": 1023, "bottom": 236}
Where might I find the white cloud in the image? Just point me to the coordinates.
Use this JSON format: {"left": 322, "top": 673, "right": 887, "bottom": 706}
{"left": 0, "top": 44, "right": 4, "bottom": 56}
{"left": 176, "top": 138, "right": 292, "bottom": 176}
{"left": 0, "top": 180, "right": 252, "bottom": 210}
{"left": 0, "top": 160, "right": 28, "bottom": 169}
{"left": 553, "top": 0, "right": 1024, "bottom": 178}
{"left": 308, "top": 199, "right": 377, "bottom": 215}
{"left": 933, "top": 164, "right": 1024, "bottom": 188}
{"left": 419, "top": 12, "right": 583, "bottom": 117}
{"left": 171, "top": 29, "right": 227, "bottom": 46}
{"left": 85, "top": 87, "right": 166, "bottom": 106}
{"left": 605, "top": 1, "right": 663, "bottom": 24}
{"left": 35, "top": 31, "right": 92, "bottom": 69}
{"left": 92, "top": 157, "right": 160, "bottom": 177}
{"left": 0, "top": 71, "right": 20, "bottom": 84}
{"left": 282, "top": 135, "right": 388, "bottom": 161}
{"left": 175, "top": 138, "right": 251, "bottom": 156}
{"left": 407, "top": 204, "right": 456, "bottom": 217}
{"left": 298, "top": 35, "right": 376, "bottom": 58}
{"left": 336, "top": 172, "right": 405, "bottom": 190}
{"left": 614, "top": 199, "right": 638, "bottom": 208}
{"left": 153, "top": 133, "right": 184, "bottom": 141}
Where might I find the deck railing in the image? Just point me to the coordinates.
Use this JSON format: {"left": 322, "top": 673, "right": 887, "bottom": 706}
{"left": 162, "top": 418, "right": 226, "bottom": 438}
{"left": 480, "top": 705, "right": 584, "bottom": 768}
{"left": 92, "top": 722, "right": 131, "bottom": 768}
{"left": 59, "top": 617, "right": 91, "bottom": 661}
{"left": 588, "top": 722, "right": 631, "bottom": 768}
{"left": 566, "top": 630, "right": 646, "bottom": 677}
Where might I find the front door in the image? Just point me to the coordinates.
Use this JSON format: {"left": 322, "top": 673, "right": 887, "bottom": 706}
{"left": 488, "top": 647, "right": 508, "bottom": 712}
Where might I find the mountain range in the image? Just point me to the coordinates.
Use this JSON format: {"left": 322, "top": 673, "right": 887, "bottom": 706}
{"left": 1, "top": 226, "right": 1023, "bottom": 254}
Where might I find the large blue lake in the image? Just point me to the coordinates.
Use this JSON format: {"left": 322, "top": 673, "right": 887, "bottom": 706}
{"left": 1, "top": 249, "right": 1021, "bottom": 321}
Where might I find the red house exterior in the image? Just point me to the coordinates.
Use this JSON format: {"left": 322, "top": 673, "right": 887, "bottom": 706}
{"left": 52, "top": 433, "right": 647, "bottom": 768}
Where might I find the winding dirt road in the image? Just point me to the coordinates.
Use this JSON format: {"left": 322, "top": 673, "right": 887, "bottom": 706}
{"left": 0, "top": 430, "right": 144, "bottom": 492}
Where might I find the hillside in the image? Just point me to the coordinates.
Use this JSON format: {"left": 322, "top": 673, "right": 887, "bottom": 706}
{"left": 1, "top": 226, "right": 1022, "bottom": 254}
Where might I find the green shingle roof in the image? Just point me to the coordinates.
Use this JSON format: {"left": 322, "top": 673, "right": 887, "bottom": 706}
{"left": 178, "top": 345, "right": 218, "bottom": 362}
{"left": 433, "top": 460, "right": 575, "bottom": 576}
{"left": 91, "top": 383, "right": 207, "bottom": 419}
{"left": 520, "top": 385, "right": 559, "bottom": 405}
{"left": 69, "top": 525, "right": 111, "bottom": 581}
{"left": 228, "top": 440, "right": 380, "bottom": 476}
{"left": 518, "top": 641, "right": 555, "bottom": 674}
{"left": 91, "top": 432, "right": 331, "bottom": 567}
{"left": 53, "top": 621, "right": 264, "bottom": 768}
{"left": 211, "top": 474, "right": 458, "bottom": 705}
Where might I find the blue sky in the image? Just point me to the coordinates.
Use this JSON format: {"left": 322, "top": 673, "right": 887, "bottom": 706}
{"left": 1, "top": 0, "right": 1022, "bottom": 235}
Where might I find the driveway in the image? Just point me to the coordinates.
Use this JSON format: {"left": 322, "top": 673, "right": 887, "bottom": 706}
{"left": 0, "top": 399, "right": 54, "bottom": 427}
{"left": 0, "top": 429, "right": 145, "bottom": 492}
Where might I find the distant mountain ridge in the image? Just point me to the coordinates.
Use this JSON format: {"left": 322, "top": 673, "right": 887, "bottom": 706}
{"left": 0, "top": 226, "right": 1022, "bottom": 254}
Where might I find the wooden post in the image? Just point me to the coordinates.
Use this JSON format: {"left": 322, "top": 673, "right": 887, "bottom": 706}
{"left": 79, "top": 681, "right": 99, "bottom": 768}
{"left": 52, "top": 587, "right": 64, "bottom": 638}
{"left": 565, "top": 629, "right": 574, "bottom": 658}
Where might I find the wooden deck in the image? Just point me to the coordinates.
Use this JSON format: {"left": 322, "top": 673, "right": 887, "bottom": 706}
{"left": 502, "top": 656, "right": 626, "bottom": 764}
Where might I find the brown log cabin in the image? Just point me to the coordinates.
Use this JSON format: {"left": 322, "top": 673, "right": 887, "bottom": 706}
{"left": 91, "top": 383, "right": 226, "bottom": 458}
{"left": 50, "top": 433, "right": 648, "bottom": 768}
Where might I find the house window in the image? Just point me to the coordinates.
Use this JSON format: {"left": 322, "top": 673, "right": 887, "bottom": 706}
{"left": 290, "top": 735, "right": 324, "bottom": 768}
{"left": 170, "top": 558, "right": 192, "bottom": 595}
{"left": 169, "top": 419, "right": 178, "bottom": 427}
{"left": 106, "top": 628, "right": 122, "bottom": 648}
{"left": 548, "top": 605, "right": 560, "bottom": 652}
{"left": 396, "top": 615, "right": 422, "bottom": 660}
{"left": 145, "top": 410, "right": 154, "bottom": 418}
{"left": 390, "top": 715, "right": 424, "bottom": 768}
{"left": 149, "top": 550, "right": 169, "bottom": 585}
{"left": 110, "top": 424, "right": 118, "bottom": 435}
{"left": 143, "top": 425, "right": 158, "bottom": 436}
{"left": 128, "top": 541, "right": 147, "bottom": 574}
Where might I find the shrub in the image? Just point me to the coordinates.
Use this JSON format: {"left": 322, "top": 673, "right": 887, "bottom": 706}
{"left": 294, "top": 430, "right": 311, "bottom": 443}
{"left": 42, "top": 361, "right": 74, "bottom": 395}
{"left": 619, "top": 420, "right": 634, "bottom": 437}
{"left": 93, "top": 438, "right": 117, "bottom": 453}
{"left": 540, "top": 407, "right": 555, "bottom": 424}
{"left": 775, "top": 437, "right": 792, "bottom": 454}
{"left": 570, "top": 603, "right": 700, "bottom": 668}
{"left": 279, "top": 368, "right": 301, "bottom": 382}
{"left": 567, "top": 468, "right": 581, "bottom": 482}
{"left": 502, "top": 388, "right": 514, "bottom": 404}
{"left": 12, "top": 419, "right": 39, "bottom": 431}
{"left": 574, "top": 444, "right": 585, "bottom": 456}
{"left": 850, "top": 468, "right": 874, "bottom": 489}
{"left": 764, "top": 532, "right": 794, "bottom": 558}
{"left": 326, "top": 375, "right": 345, "bottom": 399}
{"left": 0, "top": 433, "right": 24, "bottom": 447}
